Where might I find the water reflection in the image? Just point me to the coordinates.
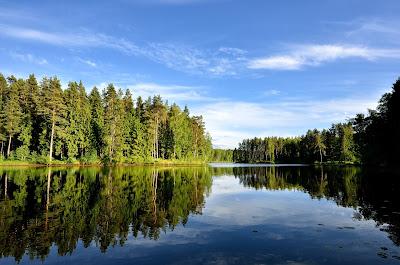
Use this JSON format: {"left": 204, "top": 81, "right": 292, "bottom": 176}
{"left": 0, "top": 165, "right": 400, "bottom": 263}
{"left": 0, "top": 167, "right": 211, "bottom": 261}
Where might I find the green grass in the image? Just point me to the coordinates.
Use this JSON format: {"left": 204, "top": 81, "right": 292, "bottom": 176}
{"left": 0, "top": 158, "right": 208, "bottom": 167}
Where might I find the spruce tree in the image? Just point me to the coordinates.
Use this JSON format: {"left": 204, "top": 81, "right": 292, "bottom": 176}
{"left": 1, "top": 79, "right": 23, "bottom": 157}
{"left": 39, "top": 77, "right": 66, "bottom": 162}
{"left": 103, "top": 84, "right": 124, "bottom": 162}
{"left": 89, "top": 87, "right": 104, "bottom": 157}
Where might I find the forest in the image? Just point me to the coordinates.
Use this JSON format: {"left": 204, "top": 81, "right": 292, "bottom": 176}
{"left": 1, "top": 73, "right": 399, "bottom": 166}
{"left": 0, "top": 73, "right": 212, "bottom": 164}
{"left": 233, "top": 77, "right": 400, "bottom": 167}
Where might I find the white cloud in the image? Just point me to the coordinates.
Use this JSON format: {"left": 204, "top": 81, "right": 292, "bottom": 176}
{"left": 263, "top": 89, "right": 281, "bottom": 96}
{"left": 192, "top": 96, "right": 379, "bottom": 149}
{"left": 249, "top": 56, "right": 303, "bottom": 70}
{"left": 96, "top": 82, "right": 213, "bottom": 102}
{"left": 344, "top": 19, "right": 400, "bottom": 40}
{"left": 248, "top": 44, "right": 400, "bottom": 70}
{"left": 77, "top": 57, "right": 97, "bottom": 67}
{"left": 0, "top": 24, "right": 246, "bottom": 76}
{"left": 218, "top": 47, "right": 247, "bottom": 56}
{"left": 0, "top": 24, "right": 141, "bottom": 54}
{"left": 3, "top": 23, "right": 399, "bottom": 75}
{"left": 9, "top": 51, "right": 48, "bottom": 65}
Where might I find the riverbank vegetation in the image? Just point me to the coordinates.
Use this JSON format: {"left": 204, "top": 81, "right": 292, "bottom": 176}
{"left": 0, "top": 73, "right": 212, "bottom": 164}
{"left": 234, "top": 77, "right": 400, "bottom": 167}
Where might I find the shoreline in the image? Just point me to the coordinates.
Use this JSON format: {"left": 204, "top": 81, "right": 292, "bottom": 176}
{"left": 0, "top": 160, "right": 209, "bottom": 168}
{"left": 0, "top": 160, "right": 359, "bottom": 168}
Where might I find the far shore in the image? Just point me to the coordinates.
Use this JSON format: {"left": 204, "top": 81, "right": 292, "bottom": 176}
{"left": 0, "top": 160, "right": 361, "bottom": 168}
{"left": 0, "top": 160, "right": 209, "bottom": 168}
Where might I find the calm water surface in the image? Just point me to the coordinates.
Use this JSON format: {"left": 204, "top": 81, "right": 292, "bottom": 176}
{"left": 1, "top": 164, "right": 400, "bottom": 264}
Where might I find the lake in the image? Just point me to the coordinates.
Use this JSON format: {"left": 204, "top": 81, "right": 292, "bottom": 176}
{"left": 1, "top": 164, "right": 400, "bottom": 264}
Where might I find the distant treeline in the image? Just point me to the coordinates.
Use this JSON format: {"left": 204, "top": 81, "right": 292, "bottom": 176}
{"left": 211, "top": 148, "right": 233, "bottom": 162}
{"left": 0, "top": 73, "right": 212, "bottom": 163}
{"left": 234, "top": 77, "right": 400, "bottom": 166}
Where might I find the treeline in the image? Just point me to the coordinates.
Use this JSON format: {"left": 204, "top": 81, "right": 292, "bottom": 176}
{"left": 211, "top": 148, "right": 233, "bottom": 162}
{"left": 0, "top": 73, "right": 212, "bottom": 163}
{"left": 234, "top": 77, "right": 400, "bottom": 166}
{"left": 234, "top": 123, "right": 356, "bottom": 164}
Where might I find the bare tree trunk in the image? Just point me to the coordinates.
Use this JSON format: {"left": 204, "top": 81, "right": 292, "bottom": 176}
{"left": 152, "top": 169, "right": 158, "bottom": 224}
{"left": 153, "top": 125, "right": 156, "bottom": 159}
{"left": 49, "top": 110, "right": 57, "bottom": 163}
{"left": 319, "top": 148, "right": 323, "bottom": 163}
{"left": 4, "top": 173, "right": 7, "bottom": 199}
{"left": 155, "top": 118, "right": 159, "bottom": 159}
{"left": 1, "top": 141, "right": 4, "bottom": 157}
{"left": 7, "top": 135, "right": 12, "bottom": 157}
{"left": 45, "top": 168, "right": 51, "bottom": 230}
{"left": 49, "top": 119, "right": 55, "bottom": 162}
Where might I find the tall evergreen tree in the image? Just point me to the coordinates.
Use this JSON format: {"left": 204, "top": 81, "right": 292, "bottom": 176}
{"left": 89, "top": 87, "right": 104, "bottom": 157}
{"left": 0, "top": 74, "right": 8, "bottom": 157}
{"left": 1, "top": 79, "right": 23, "bottom": 157}
{"left": 150, "top": 96, "right": 167, "bottom": 159}
{"left": 103, "top": 84, "right": 124, "bottom": 162}
{"left": 39, "top": 77, "right": 66, "bottom": 162}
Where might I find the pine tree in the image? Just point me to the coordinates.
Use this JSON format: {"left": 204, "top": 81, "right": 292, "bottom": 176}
{"left": 25, "top": 74, "right": 41, "bottom": 153}
{"left": 122, "top": 89, "right": 135, "bottom": 160}
{"left": 1, "top": 79, "right": 23, "bottom": 157}
{"left": 64, "top": 81, "right": 80, "bottom": 158}
{"left": 89, "top": 87, "right": 104, "bottom": 157}
{"left": 77, "top": 81, "right": 92, "bottom": 157}
{"left": 0, "top": 74, "right": 8, "bottom": 157}
{"left": 39, "top": 77, "right": 66, "bottom": 162}
{"left": 130, "top": 96, "right": 146, "bottom": 160}
{"left": 103, "top": 84, "right": 124, "bottom": 162}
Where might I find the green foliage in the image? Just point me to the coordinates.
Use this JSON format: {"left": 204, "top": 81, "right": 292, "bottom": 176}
{"left": 352, "top": 78, "right": 400, "bottom": 166}
{"left": 0, "top": 73, "right": 213, "bottom": 164}
{"left": 234, "top": 77, "right": 400, "bottom": 166}
{"left": 15, "top": 146, "right": 30, "bottom": 161}
{"left": 234, "top": 124, "right": 358, "bottom": 164}
{"left": 211, "top": 149, "right": 233, "bottom": 162}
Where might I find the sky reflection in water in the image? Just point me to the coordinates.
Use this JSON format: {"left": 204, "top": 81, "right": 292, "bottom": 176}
{"left": 1, "top": 165, "right": 400, "bottom": 264}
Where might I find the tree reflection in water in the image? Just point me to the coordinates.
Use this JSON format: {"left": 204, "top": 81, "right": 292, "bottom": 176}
{"left": 0, "top": 165, "right": 399, "bottom": 262}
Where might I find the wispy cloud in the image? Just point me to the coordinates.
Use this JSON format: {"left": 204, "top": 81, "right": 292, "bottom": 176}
{"left": 137, "top": 42, "right": 247, "bottom": 76}
{"left": 263, "top": 89, "right": 281, "bottom": 96}
{"left": 92, "top": 81, "right": 215, "bottom": 102}
{"left": 249, "top": 56, "right": 302, "bottom": 70}
{"left": 2, "top": 21, "right": 399, "bottom": 76}
{"left": 193, "top": 96, "right": 379, "bottom": 148}
{"left": 0, "top": 24, "right": 141, "bottom": 54}
{"left": 127, "top": 82, "right": 213, "bottom": 102}
{"left": 0, "top": 24, "right": 246, "bottom": 76}
{"left": 248, "top": 44, "right": 400, "bottom": 70}
{"left": 9, "top": 51, "right": 48, "bottom": 65}
{"left": 77, "top": 57, "right": 97, "bottom": 67}
{"left": 0, "top": 8, "right": 38, "bottom": 22}
{"left": 342, "top": 18, "right": 400, "bottom": 40}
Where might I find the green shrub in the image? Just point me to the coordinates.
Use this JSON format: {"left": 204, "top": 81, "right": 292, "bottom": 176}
{"left": 15, "top": 146, "right": 30, "bottom": 161}
{"left": 80, "top": 151, "right": 100, "bottom": 164}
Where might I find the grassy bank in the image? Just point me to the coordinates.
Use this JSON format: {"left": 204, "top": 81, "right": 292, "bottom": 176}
{"left": 0, "top": 159, "right": 208, "bottom": 167}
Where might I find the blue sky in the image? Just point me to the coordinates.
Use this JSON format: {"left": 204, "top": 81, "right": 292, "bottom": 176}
{"left": 1, "top": 0, "right": 400, "bottom": 148}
